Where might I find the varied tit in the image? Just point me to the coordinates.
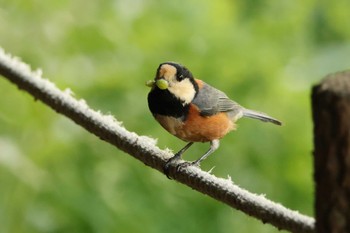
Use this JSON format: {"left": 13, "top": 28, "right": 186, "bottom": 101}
{"left": 147, "top": 62, "right": 281, "bottom": 173}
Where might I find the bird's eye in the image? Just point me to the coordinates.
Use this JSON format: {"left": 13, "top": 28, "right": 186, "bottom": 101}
{"left": 177, "top": 73, "right": 184, "bottom": 81}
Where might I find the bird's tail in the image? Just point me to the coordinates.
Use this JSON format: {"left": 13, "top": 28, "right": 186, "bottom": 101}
{"left": 242, "top": 108, "right": 282, "bottom": 126}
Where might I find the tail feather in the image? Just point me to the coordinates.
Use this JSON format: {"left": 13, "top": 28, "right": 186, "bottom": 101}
{"left": 243, "top": 109, "right": 282, "bottom": 126}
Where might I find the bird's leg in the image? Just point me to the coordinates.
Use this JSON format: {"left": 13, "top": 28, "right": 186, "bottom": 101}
{"left": 178, "top": 139, "right": 220, "bottom": 170}
{"left": 191, "top": 139, "right": 220, "bottom": 166}
{"left": 164, "top": 142, "right": 194, "bottom": 178}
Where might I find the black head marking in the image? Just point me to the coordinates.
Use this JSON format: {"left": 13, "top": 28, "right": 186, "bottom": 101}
{"left": 158, "top": 62, "right": 199, "bottom": 93}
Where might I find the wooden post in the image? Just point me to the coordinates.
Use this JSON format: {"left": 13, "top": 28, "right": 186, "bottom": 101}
{"left": 312, "top": 71, "right": 350, "bottom": 233}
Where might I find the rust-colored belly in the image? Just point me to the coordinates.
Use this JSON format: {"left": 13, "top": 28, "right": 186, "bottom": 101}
{"left": 155, "top": 104, "right": 235, "bottom": 142}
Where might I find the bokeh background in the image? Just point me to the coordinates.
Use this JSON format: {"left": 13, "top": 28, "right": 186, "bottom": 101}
{"left": 1, "top": 1, "right": 350, "bottom": 232}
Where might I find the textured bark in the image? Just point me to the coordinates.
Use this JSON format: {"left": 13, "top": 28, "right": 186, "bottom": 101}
{"left": 312, "top": 71, "right": 350, "bottom": 233}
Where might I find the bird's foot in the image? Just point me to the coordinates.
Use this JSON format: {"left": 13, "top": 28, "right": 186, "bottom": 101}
{"left": 164, "top": 158, "right": 200, "bottom": 179}
{"left": 163, "top": 155, "right": 180, "bottom": 179}
{"left": 175, "top": 161, "right": 200, "bottom": 172}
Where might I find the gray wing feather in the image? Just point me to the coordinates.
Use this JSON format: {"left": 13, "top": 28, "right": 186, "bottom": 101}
{"left": 192, "top": 83, "right": 242, "bottom": 117}
{"left": 191, "top": 82, "right": 282, "bottom": 125}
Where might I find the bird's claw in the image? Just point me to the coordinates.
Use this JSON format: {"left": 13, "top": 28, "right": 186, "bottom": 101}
{"left": 163, "top": 156, "right": 180, "bottom": 179}
{"left": 163, "top": 160, "right": 173, "bottom": 179}
{"left": 175, "top": 161, "right": 200, "bottom": 172}
{"left": 164, "top": 159, "right": 200, "bottom": 179}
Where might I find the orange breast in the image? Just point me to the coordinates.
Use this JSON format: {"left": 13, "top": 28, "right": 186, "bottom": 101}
{"left": 177, "top": 104, "right": 235, "bottom": 142}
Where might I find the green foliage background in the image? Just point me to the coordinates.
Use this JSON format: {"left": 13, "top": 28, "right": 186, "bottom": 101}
{"left": 1, "top": 0, "right": 350, "bottom": 232}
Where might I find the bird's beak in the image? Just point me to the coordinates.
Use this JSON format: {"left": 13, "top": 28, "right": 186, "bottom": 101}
{"left": 155, "top": 78, "right": 169, "bottom": 90}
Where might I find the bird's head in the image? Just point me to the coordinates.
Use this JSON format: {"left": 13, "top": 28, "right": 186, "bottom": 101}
{"left": 151, "top": 62, "right": 198, "bottom": 104}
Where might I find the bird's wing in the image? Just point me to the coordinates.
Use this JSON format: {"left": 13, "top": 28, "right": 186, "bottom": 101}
{"left": 191, "top": 82, "right": 242, "bottom": 117}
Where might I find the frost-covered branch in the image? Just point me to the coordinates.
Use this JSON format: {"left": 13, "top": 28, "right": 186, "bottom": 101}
{"left": 0, "top": 48, "right": 315, "bottom": 233}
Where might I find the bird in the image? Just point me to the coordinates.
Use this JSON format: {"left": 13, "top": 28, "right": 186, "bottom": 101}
{"left": 147, "top": 62, "right": 281, "bottom": 174}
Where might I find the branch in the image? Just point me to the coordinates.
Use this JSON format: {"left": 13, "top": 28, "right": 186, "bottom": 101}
{"left": 0, "top": 48, "right": 315, "bottom": 233}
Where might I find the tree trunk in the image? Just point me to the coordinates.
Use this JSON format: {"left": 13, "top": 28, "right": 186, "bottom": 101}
{"left": 312, "top": 71, "right": 350, "bottom": 233}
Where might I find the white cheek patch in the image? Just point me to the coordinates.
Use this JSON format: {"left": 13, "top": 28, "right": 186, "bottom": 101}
{"left": 168, "top": 79, "right": 196, "bottom": 104}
